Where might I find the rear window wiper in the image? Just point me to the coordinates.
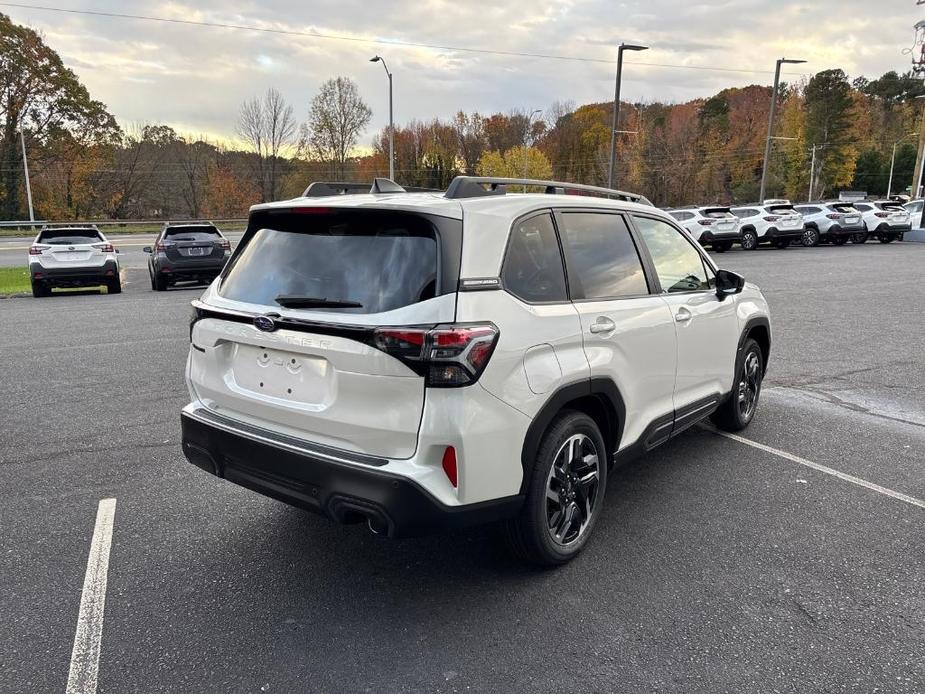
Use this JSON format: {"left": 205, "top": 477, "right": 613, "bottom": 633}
{"left": 274, "top": 295, "right": 363, "bottom": 309}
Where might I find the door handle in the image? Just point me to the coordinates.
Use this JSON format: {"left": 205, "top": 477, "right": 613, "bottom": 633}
{"left": 589, "top": 317, "right": 616, "bottom": 334}
{"left": 675, "top": 307, "right": 692, "bottom": 323}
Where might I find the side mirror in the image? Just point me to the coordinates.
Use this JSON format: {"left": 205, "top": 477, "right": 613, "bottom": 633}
{"left": 142, "top": 246, "right": 152, "bottom": 253}
{"left": 715, "top": 269, "right": 745, "bottom": 299}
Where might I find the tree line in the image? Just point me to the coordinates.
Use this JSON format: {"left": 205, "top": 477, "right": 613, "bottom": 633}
{"left": 2, "top": 10, "right": 924, "bottom": 223}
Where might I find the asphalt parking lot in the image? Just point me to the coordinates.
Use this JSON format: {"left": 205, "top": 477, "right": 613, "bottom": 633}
{"left": 1, "top": 243, "right": 923, "bottom": 693}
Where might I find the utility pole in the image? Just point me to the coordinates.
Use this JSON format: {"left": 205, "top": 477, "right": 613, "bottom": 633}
{"left": 808, "top": 144, "right": 817, "bottom": 202}
{"left": 20, "top": 130, "right": 34, "bottom": 223}
{"left": 759, "top": 57, "right": 806, "bottom": 202}
{"left": 607, "top": 43, "right": 647, "bottom": 189}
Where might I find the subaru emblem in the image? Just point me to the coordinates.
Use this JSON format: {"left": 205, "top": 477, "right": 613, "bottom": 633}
{"left": 254, "top": 315, "right": 277, "bottom": 332}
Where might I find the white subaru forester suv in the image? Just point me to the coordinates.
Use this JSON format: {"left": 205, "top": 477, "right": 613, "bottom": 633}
{"left": 182, "top": 177, "right": 771, "bottom": 565}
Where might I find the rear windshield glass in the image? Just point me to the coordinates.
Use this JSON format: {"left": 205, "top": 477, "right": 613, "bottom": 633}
{"left": 877, "top": 203, "right": 904, "bottom": 211}
{"left": 767, "top": 205, "right": 795, "bottom": 213}
{"left": 164, "top": 227, "right": 220, "bottom": 241}
{"left": 702, "top": 208, "right": 734, "bottom": 218}
{"left": 38, "top": 229, "right": 102, "bottom": 245}
{"left": 219, "top": 210, "right": 438, "bottom": 314}
{"left": 831, "top": 204, "right": 858, "bottom": 213}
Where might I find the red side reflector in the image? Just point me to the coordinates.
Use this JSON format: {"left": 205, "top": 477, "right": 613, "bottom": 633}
{"left": 441, "top": 446, "right": 458, "bottom": 488}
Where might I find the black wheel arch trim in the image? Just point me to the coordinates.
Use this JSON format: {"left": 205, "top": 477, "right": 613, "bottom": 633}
{"left": 519, "top": 378, "right": 626, "bottom": 494}
{"left": 738, "top": 316, "right": 771, "bottom": 376}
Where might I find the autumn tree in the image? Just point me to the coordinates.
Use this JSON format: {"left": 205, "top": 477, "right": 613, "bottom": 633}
{"left": 237, "top": 87, "right": 296, "bottom": 202}
{"left": 202, "top": 163, "right": 259, "bottom": 218}
{"left": 478, "top": 146, "right": 553, "bottom": 181}
{"left": 803, "top": 69, "right": 856, "bottom": 198}
{"left": 0, "top": 12, "right": 117, "bottom": 218}
{"left": 302, "top": 77, "right": 371, "bottom": 179}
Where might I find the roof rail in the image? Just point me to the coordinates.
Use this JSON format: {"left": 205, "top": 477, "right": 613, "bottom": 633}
{"left": 443, "top": 176, "right": 652, "bottom": 206}
{"left": 301, "top": 178, "right": 441, "bottom": 198}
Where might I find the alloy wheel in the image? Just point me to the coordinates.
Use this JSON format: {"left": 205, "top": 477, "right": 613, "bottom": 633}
{"left": 545, "top": 433, "right": 601, "bottom": 547}
{"left": 737, "top": 351, "right": 761, "bottom": 421}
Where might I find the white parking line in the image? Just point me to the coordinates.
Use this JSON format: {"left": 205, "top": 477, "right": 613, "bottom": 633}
{"left": 66, "top": 498, "right": 117, "bottom": 694}
{"left": 709, "top": 429, "right": 925, "bottom": 510}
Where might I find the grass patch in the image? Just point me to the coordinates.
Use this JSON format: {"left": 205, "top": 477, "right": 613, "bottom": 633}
{"left": 0, "top": 222, "right": 247, "bottom": 238}
{"left": 0, "top": 266, "right": 31, "bottom": 295}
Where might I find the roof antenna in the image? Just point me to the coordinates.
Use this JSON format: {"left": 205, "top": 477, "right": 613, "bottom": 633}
{"left": 370, "top": 178, "right": 406, "bottom": 194}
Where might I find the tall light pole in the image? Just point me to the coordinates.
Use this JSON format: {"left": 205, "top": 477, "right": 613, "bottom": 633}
{"left": 370, "top": 55, "right": 394, "bottom": 181}
{"left": 608, "top": 42, "right": 648, "bottom": 189}
{"left": 523, "top": 108, "right": 542, "bottom": 191}
{"left": 759, "top": 57, "right": 806, "bottom": 202}
{"left": 886, "top": 132, "right": 918, "bottom": 198}
{"left": 20, "top": 129, "right": 34, "bottom": 223}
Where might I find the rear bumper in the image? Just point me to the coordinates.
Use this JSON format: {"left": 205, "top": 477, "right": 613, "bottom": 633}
{"left": 30, "top": 260, "right": 117, "bottom": 285}
{"left": 826, "top": 224, "right": 864, "bottom": 236}
{"left": 180, "top": 407, "right": 523, "bottom": 538}
{"left": 876, "top": 224, "right": 911, "bottom": 233}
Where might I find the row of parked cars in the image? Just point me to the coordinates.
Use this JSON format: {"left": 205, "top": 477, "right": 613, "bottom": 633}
{"left": 666, "top": 198, "right": 914, "bottom": 252}
{"left": 27, "top": 221, "right": 231, "bottom": 297}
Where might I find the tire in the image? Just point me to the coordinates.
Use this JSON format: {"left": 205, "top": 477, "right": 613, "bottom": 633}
{"left": 801, "top": 226, "right": 820, "bottom": 247}
{"left": 149, "top": 272, "right": 156, "bottom": 290}
{"left": 504, "top": 411, "right": 608, "bottom": 566}
{"left": 740, "top": 229, "right": 758, "bottom": 251}
{"left": 154, "top": 274, "right": 168, "bottom": 291}
{"left": 107, "top": 277, "right": 122, "bottom": 294}
{"left": 774, "top": 239, "right": 790, "bottom": 249}
{"left": 710, "top": 338, "right": 764, "bottom": 432}
{"left": 713, "top": 241, "right": 732, "bottom": 253}
{"left": 832, "top": 236, "right": 848, "bottom": 246}
{"left": 851, "top": 232, "right": 868, "bottom": 244}
{"left": 31, "top": 280, "right": 50, "bottom": 298}
{"left": 879, "top": 236, "right": 894, "bottom": 244}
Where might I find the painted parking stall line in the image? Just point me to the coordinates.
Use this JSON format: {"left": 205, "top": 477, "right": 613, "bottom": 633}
{"left": 66, "top": 498, "right": 117, "bottom": 694}
{"left": 708, "top": 428, "right": 925, "bottom": 511}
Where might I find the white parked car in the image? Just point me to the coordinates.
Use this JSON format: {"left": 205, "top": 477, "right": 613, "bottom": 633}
{"left": 181, "top": 176, "right": 771, "bottom": 565}
{"left": 28, "top": 225, "right": 121, "bottom": 298}
{"left": 730, "top": 203, "right": 805, "bottom": 250}
{"left": 852, "top": 201, "right": 911, "bottom": 243}
{"left": 792, "top": 202, "right": 865, "bottom": 247}
{"left": 904, "top": 199, "right": 923, "bottom": 229}
{"left": 667, "top": 206, "right": 742, "bottom": 252}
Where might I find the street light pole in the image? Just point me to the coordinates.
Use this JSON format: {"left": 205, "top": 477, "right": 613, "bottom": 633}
{"left": 759, "top": 57, "right": 806, "bottom": 202}
{"left": 20, "top": 129, "right": 34, "bottom": 223}
{"left": 370, "top": 56, "right": 394, "bottom": 181}
{"left": 523, "top": 109, "right": 542, "bottom": 192}
{"left": 608, "top": 42, "right": 648, "bottom": 189}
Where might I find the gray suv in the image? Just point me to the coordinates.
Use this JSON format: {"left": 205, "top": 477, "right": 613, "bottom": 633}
{"left": 793, "top": 202, "right": 864, "bottom": 246}
{"left": 144, "top": 222, "right": 230, "bottom": 291}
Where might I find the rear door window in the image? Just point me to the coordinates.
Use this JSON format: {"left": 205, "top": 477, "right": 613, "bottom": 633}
{"left": 38, "top": 229, "right": 102, "bottom": 245}
{"left": 502, "top": 213, "right": 567, "bottom": 303}
{"left": 219, "top": 210, "right": 440, "bottom": 314}
{"left": 559, "top": 212, "right": 649, "bottom": 300}
{"left": 633, "top": 216, "right": 711, "bottom": 293}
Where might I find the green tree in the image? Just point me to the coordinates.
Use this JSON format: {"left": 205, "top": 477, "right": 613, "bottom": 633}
{"left": 0, "top": 12, "right": 117, "bottom": 218}
{"left": 803, "top": 69, "right": 856, "bottom": 197}
{"left": 478, "top": 146, "right": 553, "bottom": 181}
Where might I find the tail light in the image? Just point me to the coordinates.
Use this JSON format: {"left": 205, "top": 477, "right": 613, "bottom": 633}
{"left": 762, "top": 215, "right": 781, "bottom": 222}
{"left": 155, "top": 241, "right": 169, "bottom": 250}
{"left": 825, "top": 214, "right": 843, "bottom": 220}
{"left": 441, "top": 446, "right": 458, "bottom": 488}
{"left": 28, "top": 244, "right": 50, "bottom": 255}
{"left": 93, "top": 243, "right": 114, "bottom": 252}
{"left": 220, "top": 239, "right": 231, "bottom": 251}
{"left": 697, "top": 219, "right": 715, "bottom": 226}
{"left": 874, "top": 212, "right": 890, "bottom": 218}
{"left": 373, "top": 323, "right": 499, "bottom": 387}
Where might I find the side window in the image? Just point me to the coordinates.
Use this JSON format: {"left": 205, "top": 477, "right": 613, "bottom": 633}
{"left": 559, "top": 212, "right": 649, "bottom": 300}
{"left": 501, "top": 213, "right": 568, "bottom": 303}
{"left": 633, "top": 216, "right": 711, "bottom": 293}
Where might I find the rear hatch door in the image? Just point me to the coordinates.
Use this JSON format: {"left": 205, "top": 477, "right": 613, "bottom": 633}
{"left": 189, "top": 207, "right": 461, "bottom": 459}
{"left": 702, "top": 207, "right": 739, "bottom": 233}
{"left": 768, "top": 204, "right": 803, "bottom": 230}
{"left": 162, "top": 227, "right": 225, "bottom": 265}
{"left": 36, "top": 229, "right": 106, "bottom": 268}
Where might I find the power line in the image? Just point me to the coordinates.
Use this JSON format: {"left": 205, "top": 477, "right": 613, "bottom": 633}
{"left": 0, "top": 2, "right": 806, "bottom": 77}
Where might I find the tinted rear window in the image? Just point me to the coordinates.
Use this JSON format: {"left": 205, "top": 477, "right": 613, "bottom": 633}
{"left": 38, "top": 229, "right": 102, "bottom": 245}
{"left": 164, "top": 227, "right": 220, "bottom": 241}
{"left": 219, "top": 210, "right": 439, "bottom": 314}
{"left": 767, "top": 205, "right": 795, "bottom": 213}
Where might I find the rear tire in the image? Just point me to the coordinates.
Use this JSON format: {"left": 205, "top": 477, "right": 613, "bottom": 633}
{"left": 879, "top": 235, "right": 894, "bottom": 244}
{"left": 107, "top": 277, "right": 122, "bottom": 294}
{"left": 851, "top": 232, "right": 868, "bottom": 244}
{"left": 31, "top": 280, "right": 50, "bottom": 298}
{"left": 504, "top": 411, "right": 607, "bottom": 566}
{"left": 154, "top": 274, "right": 168, "bottom": 291}
{"left": 832, "top": 236, "right": 848, "bottom": 246}
{"left": 713, "top": 241, "right": 732, "bottom": 253}
{"left": 711, "top": 338, "right": 764, "bottom": 432}
{"left": 774, "top": 239, "right": 790, "bottom": 249}
{"left": 740, "top": 229, "right": 758, "bottom": 251}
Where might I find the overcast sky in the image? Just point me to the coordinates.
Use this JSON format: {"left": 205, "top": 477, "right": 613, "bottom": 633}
{"left": 6, "top": 1, "right": 924, "bottom": 144}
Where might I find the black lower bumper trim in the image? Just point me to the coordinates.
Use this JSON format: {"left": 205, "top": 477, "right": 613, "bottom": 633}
{"left": 181, "top": 411, "right": 523, "bottom": 538}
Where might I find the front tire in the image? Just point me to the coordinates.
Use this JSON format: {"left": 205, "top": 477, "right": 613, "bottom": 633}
{"left": 740, "top": 229, "right": 758, "bottom": 251}
{"left": 505, "top": 411, "right": 607, "bottom": 566}
{"left": 711, "top": 338, "right": 764, "bottom": 432}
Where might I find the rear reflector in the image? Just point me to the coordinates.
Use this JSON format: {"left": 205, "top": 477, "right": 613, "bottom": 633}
{"left": 441, "top": 446, "right": 458, "bottom": 488}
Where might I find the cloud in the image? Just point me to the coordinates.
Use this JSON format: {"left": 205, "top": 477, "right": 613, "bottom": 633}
{"left": 6, "top": 0, "right": 921, "bottom": 143}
